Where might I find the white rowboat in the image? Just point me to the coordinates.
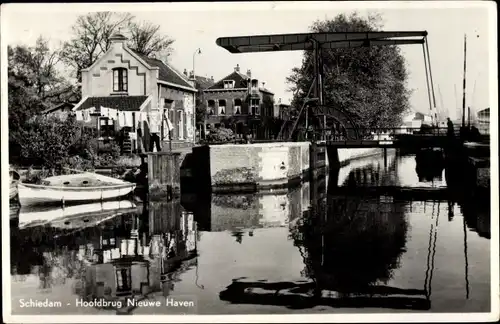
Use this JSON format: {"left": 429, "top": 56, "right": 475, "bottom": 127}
{"left": 17, "top": 172, "right": 136, "bottom": 206}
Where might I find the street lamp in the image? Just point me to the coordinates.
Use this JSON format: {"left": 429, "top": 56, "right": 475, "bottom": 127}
{"left": 193, "top": 48, "right": 202, "bottom": 79}
{"left": 192, "top": 48, "right": 202, "bottom": 139}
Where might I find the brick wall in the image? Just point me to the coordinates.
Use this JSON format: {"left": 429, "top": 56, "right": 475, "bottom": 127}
{"left": 209, "top": 144, "right": 262, "bottom": 186}
{"left": 203, "top": 90, "right": 248, "bottom": 124}
{"left": 207, "top": 142, "right": 311, "bottom": 188}
{"left": 159, "top": 85, "right": 195, "bottom": 143}
{"left": 210, "top": 194, "right": 261, "bottom": 231}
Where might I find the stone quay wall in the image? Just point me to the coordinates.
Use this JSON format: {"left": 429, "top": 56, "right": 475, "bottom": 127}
{"left": 191, "top": 143, "right": 382, "bottom": 193}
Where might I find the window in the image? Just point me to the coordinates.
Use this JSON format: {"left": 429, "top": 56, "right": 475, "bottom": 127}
{"left": 113, "top": 68, "right": 128, "bottom": 92}
{"left": 218, "top": 100, "right": 226, "bottom": 115}
{"left": 223, "top": 80, "right": 235, "bottom": 89}
{"left": 251, "top": 99, "right": 260, "bottom": 115}
{"left": 177, "top": 110, "right": 184, "bottom": 139}
{"left": 99, "top": 118, "right": 115, "bottom": 138}
{"left": 207, "top": 100, "right": 215, "bottom": 115}
{"left": 116, "top": 267, "right": 132, "bottom": 294}
{"left": 251, "top": 79, "right": 258, "bottom": 89}
{"left": 234, "top": 99, "right": 242, "bottom": 115}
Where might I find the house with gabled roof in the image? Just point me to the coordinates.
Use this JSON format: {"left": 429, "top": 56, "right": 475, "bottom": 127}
{"left": 72, "top": 33, "right": 197, "bottom": 152}
{"left": 202, "top": 64, "right": 275, "bottom": 137}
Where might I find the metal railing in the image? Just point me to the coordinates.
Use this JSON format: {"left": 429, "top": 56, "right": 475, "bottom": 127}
{"left": 197, "top": 125, "right": 489, "bottom": 145}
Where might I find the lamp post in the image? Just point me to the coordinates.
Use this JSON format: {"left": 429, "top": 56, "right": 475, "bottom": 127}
{"left": 193, "top": 48, "right": 202, "bottom": 78}
{"left": 192, "top": 48, "right": 203, "bottom": 139}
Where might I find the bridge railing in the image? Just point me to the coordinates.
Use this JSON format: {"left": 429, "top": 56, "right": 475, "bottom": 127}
{"left": 198, "top": 127, "right": 468, "bottom": 145}
{"left": 308, "top": 127, "right": 453, "bottom": 141}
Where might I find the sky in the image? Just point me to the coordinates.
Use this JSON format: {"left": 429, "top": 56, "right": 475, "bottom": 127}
{"left": 1, "top": 1, "right": 496, "bottom": 120}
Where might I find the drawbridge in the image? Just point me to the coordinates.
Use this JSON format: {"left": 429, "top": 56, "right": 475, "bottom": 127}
{"left": 216, "top": 31, "right": 438, "bottom": 141}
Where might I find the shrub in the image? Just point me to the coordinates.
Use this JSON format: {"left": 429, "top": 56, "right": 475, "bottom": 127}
{"left": 16, "top": 115, "right": 80, "bottom": 170}
{"left": 13, "top": 115, "right": 122, "bottom": 171}
{"left": 206, "top": 127, "right": 235, "bottom": 143}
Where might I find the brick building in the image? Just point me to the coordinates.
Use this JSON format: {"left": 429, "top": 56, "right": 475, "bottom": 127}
{"left": 181, "top": 70, "right": 215, "bottom": 139}
{"left": 72, "top": 33, "right": 197, "bottom": 153}
{"left": 202, "top": 64, "right": 275, "bottom": 137}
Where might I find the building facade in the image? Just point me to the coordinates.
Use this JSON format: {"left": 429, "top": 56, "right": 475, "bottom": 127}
{"left": 73, "top": 33, "right": 197, "bottom": 152}
{"left": 476, "top": 107, "right": 490, "bottom": 134}
{"left": 274, "top": 100, "right": 291, "bottom": 120}
{"left": 202, "top": 64, "right": 275, "bottom": 137}
{"left": 184, "top": 70, "right": 215, "bottom": 139}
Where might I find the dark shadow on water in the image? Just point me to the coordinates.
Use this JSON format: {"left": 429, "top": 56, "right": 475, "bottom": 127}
{"left": 218, "top": 153, "right": 490, "bottom": 311}
{"left": 415, "top": 149, "right": 445, "bottom": 183}
{"left": 219, "top": 280, "right": 430, "bottom": 310}
{"left": 219, "top": 165, "right": 418, "bottom": 310}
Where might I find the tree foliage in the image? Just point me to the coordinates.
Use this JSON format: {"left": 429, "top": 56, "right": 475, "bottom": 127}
{"left": 8, "top": 37, "right": 77, "bottom": 133}
{"left": 61, "top": 12, "right": 175, "bottom": 80}
{"left": 206, "top": 127, "right": 235, "bottom": 143}
{"left": 287, "top": 13, "right": 411, "bottom": 129}
{"left": 128, "top": 20, "right": 175, "bottom": 59}
{"left": 15, "top": 115, "right": 81, "bottom": 169}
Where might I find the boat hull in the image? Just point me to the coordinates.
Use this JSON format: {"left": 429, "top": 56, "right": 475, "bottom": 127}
{"left": 18, "top": 182, "right": 136, "bottom": 206}
{"left": 19, "top": 200, "right": 137, "bottom": 230}
{"left": 10, "top": 181, "right": 18, "bottom": 200}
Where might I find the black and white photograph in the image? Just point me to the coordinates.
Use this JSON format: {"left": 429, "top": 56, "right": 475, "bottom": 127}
{"left": 1, "top": 1, "right": 498, "bottom": 322}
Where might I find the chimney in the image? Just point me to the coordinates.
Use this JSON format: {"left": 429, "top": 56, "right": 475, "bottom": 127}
{"left": 183, "top": 69, "right": 188, "bottom": 77}
{"left": 234, "top": 64, "right": 240, "bottom": 72}
{"left": 246, "top": 69, "right": 251, "bottom": 78}
{"left": 262, "top": 82, "right": 266, "bottom": 88}
{"left": 210, "top": 76, "right": 214, "bottom": 81}
{"left": 188, "top": 70, "right": 195, "bottom": 87}
{"left": 109, "top": 33, "right": 128, "bottom": 49}
{"left": 278, "top": 98, "right": 282, "bottom": 104}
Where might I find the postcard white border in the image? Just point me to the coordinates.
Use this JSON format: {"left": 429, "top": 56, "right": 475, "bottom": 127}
{"left": 1, "top": 1, "right": 498, "bottom": 323}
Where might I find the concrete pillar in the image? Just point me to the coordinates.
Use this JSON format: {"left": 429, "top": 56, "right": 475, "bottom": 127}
{"left": 326, "top": 146, "right": 340, "bottom": 169}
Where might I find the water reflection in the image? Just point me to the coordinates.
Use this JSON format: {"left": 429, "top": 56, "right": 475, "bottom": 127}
{"left": 9, "top": 153, "right": 491, "bottom": 314}
{"left": 415, "top": 149, "right": 445, "bottom": 183}
{"left": 11, "top": 200, "right": 198, "bottom": 314}
{"left": 220, "top": 175, "right": 430, "bottom": 311}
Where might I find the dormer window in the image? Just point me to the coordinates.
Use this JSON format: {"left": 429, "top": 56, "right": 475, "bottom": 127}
{"left": 251, "top": 79, "right": 258, "bottom": 89}
{"left": 223, "top": 80, "right": 235, "bottom": 89}
{"left": 113, "top": 68, "right": 128, "bottom": 92}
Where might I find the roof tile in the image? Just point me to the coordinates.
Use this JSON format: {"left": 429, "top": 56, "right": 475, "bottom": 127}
{"left": 75, "top": 96, "right": 149, "bottom": 112}
{"left": 132, "top": 51, "right": 195, "bottom": 90}
{"left": 206, "top": 71, "right": 249, "bottom": 90}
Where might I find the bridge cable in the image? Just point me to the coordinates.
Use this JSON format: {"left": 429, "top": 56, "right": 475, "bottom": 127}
{"left": 425, "top": 37, "right": 439, "bottom": 122}
{"left": 277, "top": 56, "right": 315, "bottom": 139}
{"left": 422, "top": 42, "right": 434, "bottom": 125}
{"left": 287, "top": 77, "right": 317, "bottom": 140}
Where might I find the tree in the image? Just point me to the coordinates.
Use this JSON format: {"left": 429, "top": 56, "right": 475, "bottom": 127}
{"left": 8, "top": 37, "right": 80, "bottom": 164}
{"left": 287, "top": 13, "right": 411, "bottom": 129}
{"left": 8, "top": 37, "right": 71, "bottom": 132}
{"left": 61, "top": 12, "right": 133, "bottom": 81}
{"left": 61, "top": 12, "right": 175, "bottom": 81}
{"left": 128, "top": 20, "right": 175, "bottom": 59}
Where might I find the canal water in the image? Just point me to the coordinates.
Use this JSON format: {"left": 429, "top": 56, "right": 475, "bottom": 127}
{"left": 9, "top": 150, "right": 491, "bottom": 315}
